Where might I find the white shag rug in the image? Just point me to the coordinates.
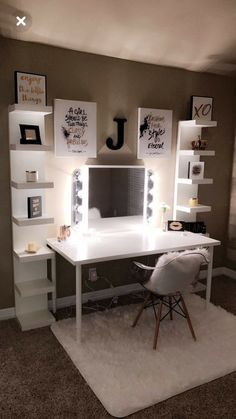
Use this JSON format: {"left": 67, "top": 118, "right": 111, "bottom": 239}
{"left": 51, "top": 295, "right": 236, "bottom": 418}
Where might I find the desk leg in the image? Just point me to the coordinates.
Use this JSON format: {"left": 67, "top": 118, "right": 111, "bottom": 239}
{"left": 206, "top": 246, "right": 214, "bottom": 308}
{"left": 51, "top": 256, "right": 56, "bottom": 314}
{"left": 76, "top": 264, "right": 82, "bottom": 342}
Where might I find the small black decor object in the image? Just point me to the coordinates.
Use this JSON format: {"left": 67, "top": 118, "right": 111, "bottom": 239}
{"left": 184, "top": 221, "right": 206, "bottom": 234}
{"left": 106, "top": 118, "right": 127, "bottom": 150}
{"left": 27, "top": 196, "right": 42, "bottom": 218}
{"left": 20, "top": 124, "right": 41, "bottom": 145}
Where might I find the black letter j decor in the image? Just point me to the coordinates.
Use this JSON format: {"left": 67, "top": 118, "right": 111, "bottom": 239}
{"left": 106, "top": 118, "right": 127, "bottom": 150}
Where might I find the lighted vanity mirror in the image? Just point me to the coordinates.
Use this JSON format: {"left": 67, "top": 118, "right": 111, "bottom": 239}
{"left": 89, "top": 166, "right": 145, "bottom": 218}
{"left": 72, "top": 165, "right": 148, "bottom": 233}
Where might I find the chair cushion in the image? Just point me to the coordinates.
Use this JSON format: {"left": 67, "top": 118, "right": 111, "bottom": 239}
{"left": 145, "top": 249, "right": 209, "bottom": 295}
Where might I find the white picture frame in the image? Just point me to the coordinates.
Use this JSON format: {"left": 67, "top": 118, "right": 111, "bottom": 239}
{"left": 54, "top": 99, "right": 97, "bottom": 157}
{"left": 191, "top": 96, "right": 213, "bottom": 121}
{"left": 188, "top": 161, "right": 205, "bottom": 179}
{"left": 137, "top": 108, "right": 172, "bottom": 159}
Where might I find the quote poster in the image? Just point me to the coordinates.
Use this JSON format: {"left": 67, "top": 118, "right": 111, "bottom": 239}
{"left": 137, "top": 108, "right": 172, "bottom": 159}
{"left": 54, "top": 99, "right": 97, "bottom": 157}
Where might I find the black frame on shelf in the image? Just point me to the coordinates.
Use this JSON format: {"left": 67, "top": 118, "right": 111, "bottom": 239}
{"left": 20, "top": 124, "right": 41, "bottom": 145}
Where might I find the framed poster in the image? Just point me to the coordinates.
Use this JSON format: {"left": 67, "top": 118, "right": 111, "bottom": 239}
{"left": 15, "top": 71, "right": 47, "bottom": 106}
{"left": 54, "top": 99, "right": 97, "bottom": 157}
{"left": 137, "top": 108, "right": 172, "bottom": 159}
{"left": 191, "top": 96, "right": 213, "bottom": 121}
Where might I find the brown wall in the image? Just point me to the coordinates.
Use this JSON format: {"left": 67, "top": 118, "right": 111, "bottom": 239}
{"left": 0, "top": 37, "right": 236, "bottom": 308}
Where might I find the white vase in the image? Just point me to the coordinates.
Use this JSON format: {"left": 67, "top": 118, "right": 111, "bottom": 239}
{"left": 160, "top": 213, "right": 167, "bottom": 232}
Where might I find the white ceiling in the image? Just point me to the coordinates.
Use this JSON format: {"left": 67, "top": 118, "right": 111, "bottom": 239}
{"left": 1, "top": 0, "right": 236, "bottom": 76}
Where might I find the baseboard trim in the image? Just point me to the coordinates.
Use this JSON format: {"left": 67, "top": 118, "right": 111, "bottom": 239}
{"left": 2, "top": 266, "right": 236, "bottom": 320}
{"left": 49, "top": 282, "right": 143, "bottom": 310}
{"left": 222, "top": 267, "right": 236, "bottom": 280}
{"left": 199, "top": 266, "right": 225, "bottom": 279}
{"left": 0, "top": 307, "right": 15, "bottom": 321}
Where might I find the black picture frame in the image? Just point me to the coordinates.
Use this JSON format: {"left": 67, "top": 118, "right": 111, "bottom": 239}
{"left": 190, "top": 95, "right": 213, "bottom": 121}
{"left": 20, "top": 124, "right": 41, "bottom": 145}
{"left": 27, "top": 196, "right": 42, "bottom": 218}
{"left": 14, "top": 71, "right": 47, "bottom": 106}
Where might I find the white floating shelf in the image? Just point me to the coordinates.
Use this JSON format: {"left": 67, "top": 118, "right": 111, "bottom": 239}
{"left": 17, "top": 310, "right": 55, "bottom": 331}
{"left": 15, "top": 278, "right": 55, "bottom": 298}
{"left": 178, "top": 178, "right": 213, "bottom": 185}
{"left": 12, "top": 216, "right": 54, "bottom": 226}
{"left": 179, "top": 120, "right": 217, "bottom": 128}
{"left": 11, "top": 181, "right": 54, "bottom": 189}
{"left": 179, "top": 150, "right": 215, "bottom": 156}
{"left": 14, "top": 246, "right": 55, "bottom": 262}
{"left": 176, "top": 204, "right": 211, "bottom": 213}
{"left": 8, "top": 104, "right": 52, "bottom": 115}
{"left": 10, "top": 144, "right": 53, "bottom": 151}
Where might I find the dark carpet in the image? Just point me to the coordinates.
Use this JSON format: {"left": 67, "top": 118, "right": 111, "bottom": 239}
{"left": 1, "top": 275, "right": 236, "bottom": 419}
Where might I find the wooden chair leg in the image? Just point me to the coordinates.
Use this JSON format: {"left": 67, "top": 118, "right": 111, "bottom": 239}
{"left": 132, "top": 292, "right": 151, "bottom": 327}
{"left": 168, "top": 296, "right": 173, "bottom": 320}
{"left": 153, "top": 299, "right": 163, "bottom": 350}
{"left": 179, "top": 294, "right": 196, "bottom": 341}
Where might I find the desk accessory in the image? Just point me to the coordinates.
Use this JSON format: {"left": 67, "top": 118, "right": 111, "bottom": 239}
{"left": 26, "top": 170, "right": 38, "bottom": 182}
{"left": 25, "top": 242, "right": 39, "bottom": 253}
{"left": 58, "top": 225, "right": 71, "bottom": 241}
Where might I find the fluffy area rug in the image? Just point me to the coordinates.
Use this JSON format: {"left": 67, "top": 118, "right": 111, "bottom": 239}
{"left": 51, "top": 295, "right": 236, "bottom": 418}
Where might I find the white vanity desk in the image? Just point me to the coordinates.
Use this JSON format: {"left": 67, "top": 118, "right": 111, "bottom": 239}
{"left": 47, "top": 226, "right": 220, "bottom": 341}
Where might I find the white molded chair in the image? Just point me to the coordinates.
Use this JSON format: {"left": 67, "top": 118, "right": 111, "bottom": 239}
{"left": 132, "top": 249, "right": 209, "bottom": 350}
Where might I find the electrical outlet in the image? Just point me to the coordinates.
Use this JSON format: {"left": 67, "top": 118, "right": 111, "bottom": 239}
{"left": 88, "top": 267, "right": 97, "bottom": 282}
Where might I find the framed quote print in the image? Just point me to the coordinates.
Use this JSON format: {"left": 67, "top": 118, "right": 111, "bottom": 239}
{"left": 54, "top": 99, "right": 97, "bottom": 157}
{"left": 191, "top": 96, "right": 213, "bottom": 121}
{"left": 15, "top": 71, "right": 47, "bottom": 106}
{"left": 137, "top": 108, "right": 172, "bottom": 159}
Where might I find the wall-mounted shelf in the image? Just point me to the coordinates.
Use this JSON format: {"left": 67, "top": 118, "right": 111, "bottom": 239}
{"left": 174, "top": 119, "right": 217, "bottom": 223}
{"left": 176, "top": 204, "right": 211, "bottom": 213}
{"left": 179, "top": 150, "right": 215, "bottom": 156}
{"left": 9, "top": 103, "right": 56, "bottom": 331}
{"left": 8, "top": 104, "right": 52, "bottom": 115}
{"left": 10, "top": 144, "right": 53, "bottom": 151}
{"left": 11, "top": 181, "right": 54, "bottom": 189}
{"left": 12, "top": 216, "right": 54, "bottom": 226}
{"left": 178, "top": 178, "right": 213, "bottom": 185}
{"left": 15, "top": 278, "right": 55, "bottom": 298}
{"left": 179, "top": 119, "right": 217, "bottom": 128}
{"left": 14, "top": 246, "right": 55, "bottom": 262}
{"left": 17, "top": 310, "right": 55, "bottom": 331}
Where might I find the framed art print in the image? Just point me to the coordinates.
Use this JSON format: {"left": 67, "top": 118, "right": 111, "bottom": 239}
{"left": 188, "top": 161, "right": 205, "bottom": 179}
{"left": 191, "top": 96, "right": 213, "bottom": 121}
{"left": 54, "top": 99, "right": 97, "bottom": 157}
{"left": 15, "top": 71, "right": 47, "bottom": 106}
{"left": 137, "top": 108, "right": 172, "bottom": 159}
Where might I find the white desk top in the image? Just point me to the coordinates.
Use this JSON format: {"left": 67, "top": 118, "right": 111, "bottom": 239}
{"left": 47, "top": 230, "right": 220, "bottom": 266}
